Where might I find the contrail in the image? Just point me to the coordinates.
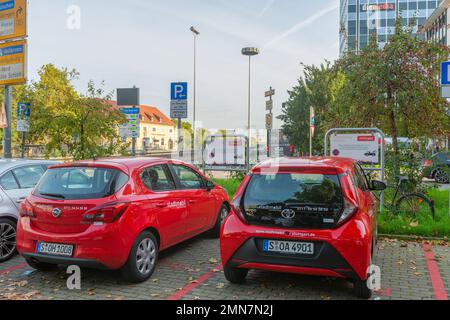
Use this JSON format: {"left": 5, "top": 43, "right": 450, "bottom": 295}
{"left": 263, "top": 1, "right": 339, "bottom": 49}
{"left": 259, "top": 0, "right": 276, "bottom": 17}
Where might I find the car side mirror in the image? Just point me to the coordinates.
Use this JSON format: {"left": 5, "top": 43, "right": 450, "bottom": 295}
{"left": 370, "top": 180, "right": 387, "bottom": 191}
{"left": 205, "top": 180, "right": 215, "bottom": 191}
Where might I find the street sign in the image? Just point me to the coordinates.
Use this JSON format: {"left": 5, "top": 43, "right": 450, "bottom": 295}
{"left": 170, "top": 82, "right": 188, "bottom": 119}
{"left": 16, "top": 102, "right": 30, "bottom": 132}
{"left": 0, "top": 39, "right": 26, "bottom": 86}
{"left": 441, "top": 61, "right": 450, "bottom": 85}
{"left": 330, "top": 134, "right": 379, "bottom": 164}
{"left": 266, "top": 100, "right": 273, "bottom": 111}
{"left": 117, "top": 88, "right": 140, "bottom": 106}
{"left": 119, "top": 107, "right": 140, "bottom": 139}
{"left": 265, "top": 113, "right": 273, "bottom": 130}
{"left": 0, "top": 0, "right": 27, "bottom": 42}
{"left": 441, "top": 86, "right": 450, "bottom": 99}
{"left": 265, "top": 89, "right": 275, "bottom": 98}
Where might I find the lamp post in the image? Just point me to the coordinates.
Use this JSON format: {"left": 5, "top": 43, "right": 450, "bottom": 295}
{"left": 241, "top": 47, "right": 259, "bottom": 170}
{"left": 190, "top": 26, "right": 200, "bottom": 163}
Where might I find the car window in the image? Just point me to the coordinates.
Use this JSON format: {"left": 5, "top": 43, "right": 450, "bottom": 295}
{"left": 34, "top": 167, "right": 128, "bottom": 200}
{"left": 12, "top": 166, "right": 46, "bottom": 189}
{"left": 172, "top": 165, "right": 204, "bottom": 190}
{"left": 140, "top": 165, "right": 176, "bottom": 192}
{"left": 0, "top": 171, "right": 19, "bottom": 190}
{"left": 354, "top": 165, "right": 368, "bottom": 191}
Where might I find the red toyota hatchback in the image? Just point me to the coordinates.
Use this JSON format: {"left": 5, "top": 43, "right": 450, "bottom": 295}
{"left": 16, "top": 158, "right": 230, "bottom": 283}
{"left": 220, "top": 157, "right": 386, "bottom": 299}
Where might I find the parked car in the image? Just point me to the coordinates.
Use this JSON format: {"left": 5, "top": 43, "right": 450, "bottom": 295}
{"left": 0, "top": 159, "right": 59, "bottom": 263}
{"left": 422, "top": 152, "right": 450, "bottom": 184}
{"left": 16, "top": 158, "right": 230, "bottom": 283}
{"left": 220, "top": 157, "right": 386, "bottom": 299}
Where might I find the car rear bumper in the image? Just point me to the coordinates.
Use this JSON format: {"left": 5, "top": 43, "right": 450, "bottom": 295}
{"left": 220, "top": 213, "right": 373, "bottom": 281}
{"left": 16, "top": 218, "right": 132, "bottom": 270}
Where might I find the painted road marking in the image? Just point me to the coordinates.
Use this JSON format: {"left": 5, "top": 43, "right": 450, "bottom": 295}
{"left": 423, "top": 244, "right": 448, "bottom": 301}
{"left": 0, "top": 262, "right": 27, "bottom": 276}
{"left": 166, "top": 264, "right": 223, "bottom": 300}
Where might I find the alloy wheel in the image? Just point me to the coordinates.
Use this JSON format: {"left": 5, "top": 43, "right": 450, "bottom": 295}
{"left": 0, "top": 223, "right": 16, "bottom": 260}
{"left": 435, "top": 169, "right": 449, "bottom": 184}
{"left": 136, "top": 238, "right": 156, "bottom": 275}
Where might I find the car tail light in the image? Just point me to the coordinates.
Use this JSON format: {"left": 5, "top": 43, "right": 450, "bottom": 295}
{"left": 337, "top": 198, "right": 358, "bottom": 226}
{"left": 423, "top": 160, "right": 433, "bottom": 167}
{"left": 82, "top": 202, "right": 130, "bottom": 224}
{"left": 19, "top": 200, "right": 35, "bottom": 218}
{"left": 232, "top": 196, "right": 248, "bottom": 224}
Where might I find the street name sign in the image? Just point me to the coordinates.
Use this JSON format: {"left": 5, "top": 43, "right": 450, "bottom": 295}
{"left": 0, "top": 0, "right": 27, "bottom": 42}
{"left": 441, "top": 61, "right": 450, "bottom": 86}
{"left": 170, "top": 82, "right": 188, "bottom": 119}
{"left": 0, "top": 39, "right": 26, "bottom": 85}
{"left": 16, "top": 102, "right": 30, "bottom": 132}
{"left": 265, "top": 89, "right": 275, "bottom": 98}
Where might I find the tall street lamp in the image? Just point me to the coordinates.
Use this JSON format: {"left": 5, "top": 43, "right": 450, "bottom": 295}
{"left": 241, "top": 47, "right": 259, "bottom": 170}
{"left": 190, "top": 26, "right": 200, "bottom": 163}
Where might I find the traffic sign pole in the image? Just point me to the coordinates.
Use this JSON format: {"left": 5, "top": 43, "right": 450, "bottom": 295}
{"left": 3, "top": 85, "right": 12, "bottom": 159}
{"left": 178, "top": 118, "right": 182, "bottom": 157}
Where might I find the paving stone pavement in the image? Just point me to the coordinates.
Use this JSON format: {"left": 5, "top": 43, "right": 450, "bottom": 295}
{"left": 0, "top": 238, "right": 448, "bottom": 300}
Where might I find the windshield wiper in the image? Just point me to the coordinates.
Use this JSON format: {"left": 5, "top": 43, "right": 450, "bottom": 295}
{"left": 39, "top": 193, "right": 66, "bottom": 199}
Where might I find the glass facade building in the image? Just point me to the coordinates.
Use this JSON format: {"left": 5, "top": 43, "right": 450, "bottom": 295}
{"left": 340, "top": 0, "right": 441, "bottom": 55}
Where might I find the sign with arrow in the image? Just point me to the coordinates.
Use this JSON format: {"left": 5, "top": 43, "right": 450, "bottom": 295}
{"left": 0, "top": 0, "right": 27, "bottom": 42}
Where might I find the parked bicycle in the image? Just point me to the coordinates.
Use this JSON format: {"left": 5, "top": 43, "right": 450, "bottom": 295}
{"left": 374, "top": 176, "right": 435, "bottom": 219}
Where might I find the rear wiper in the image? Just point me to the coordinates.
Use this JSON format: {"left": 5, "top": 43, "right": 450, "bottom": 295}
{"left": 39, "top": 193, "right": 66, "bottom": 199}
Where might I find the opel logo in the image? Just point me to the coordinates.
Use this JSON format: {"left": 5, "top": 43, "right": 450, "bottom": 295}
{"left": 281, "top": 209, "right": 296, "bottom": 220}
{"left": 52, "top": 208, "right": 62, "bottom": 218}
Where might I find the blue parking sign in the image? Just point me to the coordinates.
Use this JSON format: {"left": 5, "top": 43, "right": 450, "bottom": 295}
{"left": 171, "top": 82, "right": 188, "bottom": 101}
{"left": 441, "top": 62, "right": 450, "bottom": 85}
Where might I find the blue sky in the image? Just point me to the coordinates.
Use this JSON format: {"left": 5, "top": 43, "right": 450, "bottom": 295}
{"left": 28, "top": 0, "right": 339, "bottom": 129}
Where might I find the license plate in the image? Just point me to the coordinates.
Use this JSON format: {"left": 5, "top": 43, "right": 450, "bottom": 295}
{"left": 37, "top": 242, "right": 74, "bottom": 257}
{"left": 263, "top": 240, "right": 314, "bottom": 255}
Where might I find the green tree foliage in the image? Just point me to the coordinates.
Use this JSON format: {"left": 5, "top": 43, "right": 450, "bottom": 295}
{"left": 280, "top": 19, "right": 450, "bottom": 167}
{"left": 14, "top": 64, "right": 127, "bottom": 160}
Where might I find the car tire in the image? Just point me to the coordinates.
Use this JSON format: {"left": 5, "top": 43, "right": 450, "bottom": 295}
{"left": 223, "top": 265, "right": 248, "bottom": 284}
{"left": 354, "top": 278, "right": 373, "bottom": 299}
{"left": 206, "top": 204, "right": 229, "bottom": 239}
{"left": 434, "top": 169, "right": 449, "bottom": 184}
{"left": 121, "top": 231, "right": 158, "bottom": 283}
{"left": 0, "top": 218, "right": 17, "bottom": 263}
{"left": 25, "top": 258, "right": 57, "bottom": 271}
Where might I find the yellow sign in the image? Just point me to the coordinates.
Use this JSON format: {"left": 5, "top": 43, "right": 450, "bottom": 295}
{"left": 0, "top": 0, "right": 26, "bottom": 41}
{"left": 0, "top": 39, "right": 26, "bottom": 85}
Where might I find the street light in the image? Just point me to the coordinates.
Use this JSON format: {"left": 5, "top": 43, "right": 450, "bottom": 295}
{"left": 241, "top": 47, "right": 260, "bottom": 170}
{"left": 190, "top": 26, "right": 200, "bottom": 163}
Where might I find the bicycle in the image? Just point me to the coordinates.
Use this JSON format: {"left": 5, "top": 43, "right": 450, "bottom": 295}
{"left": 374, "top": 176, "right": 435, "bottom": 219}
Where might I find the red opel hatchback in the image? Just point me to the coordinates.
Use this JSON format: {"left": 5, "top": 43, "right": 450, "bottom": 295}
{"left": 220, "top": 157, "right": 386, "bottom": 299}
{"left": 16, "top": 158, "right": 230, "bottom": 283}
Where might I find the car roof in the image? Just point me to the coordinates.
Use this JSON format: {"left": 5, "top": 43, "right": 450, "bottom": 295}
{"left": 50, "top": 157, "right": 188, "bottom": 174}
{"left": 252, "top": 157, "right": 356, "bottom": 174}
{"left": 0, "top": 159, "right": 60, "bottom": 174}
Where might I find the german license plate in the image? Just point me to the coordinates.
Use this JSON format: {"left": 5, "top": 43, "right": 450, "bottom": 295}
{"left": 263, "top": 240, "right": 314, "bottom": 255}
{"left": 37, "top": 242, "right": 74, "bottom": 257}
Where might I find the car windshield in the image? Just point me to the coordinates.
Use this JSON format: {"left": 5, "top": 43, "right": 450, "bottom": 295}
{"left": 34, "top": 167, "right": 128, "bottom": 200}
{"left": 244, "top": 173, "right": 343, "bottom": 208}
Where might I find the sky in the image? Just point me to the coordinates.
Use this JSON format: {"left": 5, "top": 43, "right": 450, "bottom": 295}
{"left": 27, "top": 0, "right": 340, "bottom": 130}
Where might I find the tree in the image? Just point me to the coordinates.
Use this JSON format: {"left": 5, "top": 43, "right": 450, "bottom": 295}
{"left": 14, "top": 64, "right": 127, "bottom": 159}
{"left": 279, "top": 62, "right": 345, "bottom": 155}
{"left": 336, "top": 20, "right": 450, "bottom": 155}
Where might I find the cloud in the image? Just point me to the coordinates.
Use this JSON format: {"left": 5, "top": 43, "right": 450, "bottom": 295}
{"left": 259, "top": 0, "right": 276, "bottom": 17}
{"left": 263, "top": 1, "right": 339, "bottom": 50}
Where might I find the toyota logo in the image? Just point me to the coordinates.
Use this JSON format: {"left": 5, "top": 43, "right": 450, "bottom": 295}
{"left": 52, "top": 208, "right": 62, "bottom": 218}
{"left": 281, "top": 209, "right": 296, "bottom": 219}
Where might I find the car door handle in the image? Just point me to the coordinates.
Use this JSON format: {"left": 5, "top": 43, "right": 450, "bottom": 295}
{"left": 156, "top": 202, "right": 167, "bottom": 208}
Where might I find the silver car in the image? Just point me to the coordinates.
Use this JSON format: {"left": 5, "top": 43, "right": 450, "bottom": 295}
{"left": 0, "top": 159, "right": 59, "bottom": 263}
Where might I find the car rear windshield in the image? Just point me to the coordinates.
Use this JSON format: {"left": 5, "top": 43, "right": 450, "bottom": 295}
{"left": 243, "top": 173, "right": 344, "bottom": 228}
{"left": 34, "top": 167, "right": 129, "bottom": 200}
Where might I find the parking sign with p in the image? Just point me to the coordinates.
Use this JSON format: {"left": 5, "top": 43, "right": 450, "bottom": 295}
{"left": 170, "top": 82, "right": 188, "bottom": 119}
{"left": 171, "top": 82, "right": 188, "bottom": 101}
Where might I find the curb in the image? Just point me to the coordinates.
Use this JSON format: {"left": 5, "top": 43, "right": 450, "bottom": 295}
{"left": 380, "top": 234, "right": 449, "bottom": 242}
